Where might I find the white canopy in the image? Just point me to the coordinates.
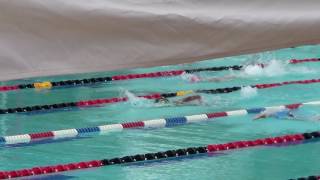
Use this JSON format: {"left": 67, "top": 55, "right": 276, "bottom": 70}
{"left": 0, "top": 0, "right": 320, "bottom": 81}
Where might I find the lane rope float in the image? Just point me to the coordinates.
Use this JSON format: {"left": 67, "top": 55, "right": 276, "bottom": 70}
{"left": 1, "top": 100, "right": 319, "bottom": 146}
{"left": 0, "top": 58, "right": 318, "bottom": 93}
{"left": 1, "top": 131, "right": 319, "bottom": 179}
{"left": 1, "top": 78, "right": 320, "bottom": 115}
{"left": 289, "top": 176, "right": 320, "bottom": 180}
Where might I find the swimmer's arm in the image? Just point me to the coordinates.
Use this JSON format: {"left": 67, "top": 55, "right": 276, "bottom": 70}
{"left": 173, "top": 96, "right": 202, "bottom": 106}
{"left": 206, "top": 75, "right": 236, "bottom": 82}
{"left": 173, "top": 100, "right": 183, "bottom": 105}
{"left": 253, "top": 114, "right": 267, "bottom": 120}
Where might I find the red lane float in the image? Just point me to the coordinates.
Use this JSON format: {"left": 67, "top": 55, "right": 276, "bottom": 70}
{"left": 0, "top": 85, "right": 19, "bottom": 92}
{"left": 254, "top": 79, "right": 320, "bottom": 89}
{"left": 289, "top": 58, "right": 320, "bottom": 64}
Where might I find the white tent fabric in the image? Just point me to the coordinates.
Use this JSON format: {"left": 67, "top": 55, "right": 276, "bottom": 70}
{"left": 0, "top": 0, "right": 320, "bottom": 81}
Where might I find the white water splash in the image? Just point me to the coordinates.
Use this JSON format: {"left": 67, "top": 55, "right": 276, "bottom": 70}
{"left": 180, "top": 72, "right": 201, "bottom": 83}
{"left": 242, "top": 58, "right": 316, "bottom": 78}
{"left": 201, "top": 95, "right": 234, "bottom": 107}
{"left": 264, "top": 60, "right": 286, "bottom": 76}
{"left": 123, "top": 90, "right": 153, "bottom": 107}
{"left": 243, "top": 64, "right": 264, "bottom": 76}
{"left": 288, "top": 65, "right": 316, "bottom": 74}
{"left": 242, "top": 60, "right": 286, "bottom": 77}
{"left": 240, "top": 86, "right": 258, "bottom": 98}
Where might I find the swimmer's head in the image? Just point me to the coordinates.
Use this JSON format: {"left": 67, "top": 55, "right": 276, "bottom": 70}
{"left": 190, "top": 75, "right": 201, "bottom": 83}
{"left": 155, "top": 97, "right": 169, "bottom": 104}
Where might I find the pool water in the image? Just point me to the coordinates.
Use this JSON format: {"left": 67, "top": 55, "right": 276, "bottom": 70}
{"left": 1, "top": 45, "right": 320, "bottom": 179}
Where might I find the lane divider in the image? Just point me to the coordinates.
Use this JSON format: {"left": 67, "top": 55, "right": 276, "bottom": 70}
{"left": 33, "top": 82, "right": 52, "bottom": 89}
{"left": 1, "top": 78, "right": 320, "bottom": 115}
{"left": 1, "top": 100, "right": 319, "bottom": 146}
{"left": 289, "top": 176, "right": 320, "bottom": 180}
{"left": 289, "top": 58, "right": 320, "bottom": 64}
{"left": 1, "top": 131, "right": 319, "bottom": 179}
{"left": 0, "top": 58, "right": 318, "bottom": 92}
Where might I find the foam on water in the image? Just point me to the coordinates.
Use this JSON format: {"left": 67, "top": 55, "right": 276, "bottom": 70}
{"left": 123, "top": 90, "right": 153, "bottom": 107}
{"left": 200, "top": 95, "right": 234, "bottom": 107}
{"left": 287, "top": 65, "right": 316, "bottom": 75}
{"left": 240, "top": 86, "right": 258, "bottom": 98}
{"left": 242, "top": 60, "right": 286, "bottom": 77}
{"left": 181, "top": 58, "right": 315, "bottom": 84}
{"left": 243, "top": 64, "right": 264, "bottom": 76}
{"left": 263, "top": 60, "right": 286, "bottom": 76}
{"left": 180, "top": 72, "right": 201, "bottom": 83}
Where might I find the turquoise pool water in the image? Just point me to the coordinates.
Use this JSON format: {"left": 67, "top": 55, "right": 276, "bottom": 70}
{"left": 1, "top": 45, "right": 320, "bottom": 179}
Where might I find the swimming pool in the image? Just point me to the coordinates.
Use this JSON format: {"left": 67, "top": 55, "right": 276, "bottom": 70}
{"left": 1, "top": 45, "right": 320, "bottom": 179}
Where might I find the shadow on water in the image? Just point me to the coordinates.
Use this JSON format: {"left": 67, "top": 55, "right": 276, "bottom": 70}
{"left": 21, "top": 174, "right": 75, "bottom": 180}
{"left": 124, "top": 139, "right": 320, "bottom": 168}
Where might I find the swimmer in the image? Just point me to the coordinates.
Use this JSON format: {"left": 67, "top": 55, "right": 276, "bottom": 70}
{"left": 174, "top": 95, "right": 203, "bottom": 105}
{"left": 253, "top": 108, "right": 293, "bottom": 120}
{"left": 253, "top": 108, "right": 320, "bottom": 121}
{"left": 182, "top": 73, "right": 236, "bottom": 83}
{"left": 155, "top": 95, "right": 203, "bottom": 106}
{"left": 180, "top": 73, "right": 201, "bottom": 83}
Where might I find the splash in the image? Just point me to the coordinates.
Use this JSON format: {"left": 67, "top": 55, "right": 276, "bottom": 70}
{"left": 288, "top": 65, "right": 316, "bottom": 74}
{"left": 242, "top": 60, "right": 286, "bottom": 77}
{"left": 242, "top": 64, "right": 264, "bottom": 76}
{"left": 123, "top": 90, "right": 153, "bottom": 107}
{"left": 201, "top": 95, "right": 233, "bottom": 107}
{"left": 180, "top": 72, "right": 201, "bottom": 83}
{"left": 263, "top": 60, "right": 286, "bottom": 76}
{"left": 240, "top": 86, "right": 258, "bottom": 98}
